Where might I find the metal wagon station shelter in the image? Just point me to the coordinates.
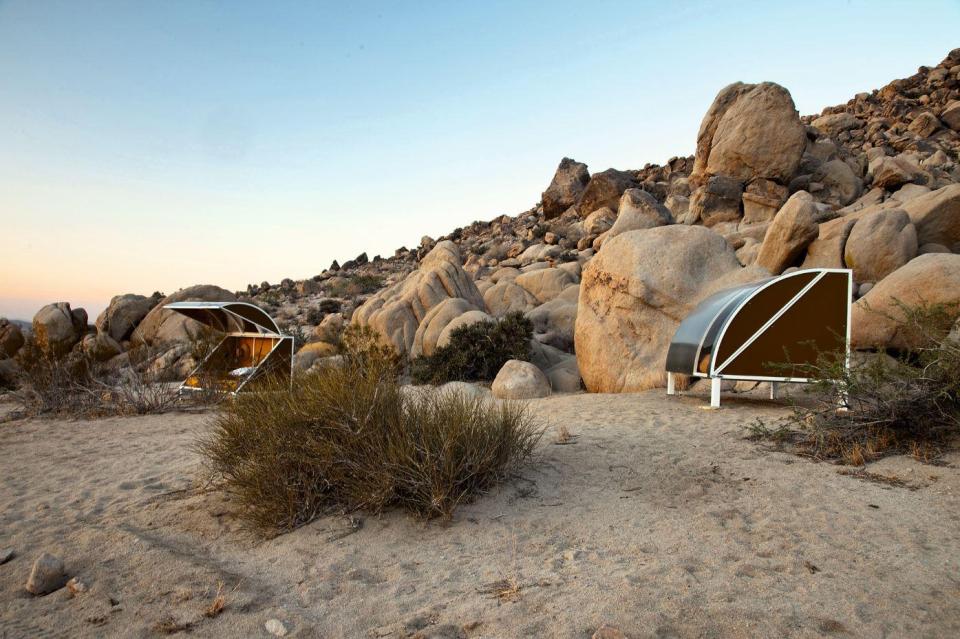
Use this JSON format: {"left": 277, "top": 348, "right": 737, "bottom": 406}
{"left": 164, "top": 301, "right": 293, "bottom": 395}
{"left": 665, "top": 268, "right": 852, "bottom": 408}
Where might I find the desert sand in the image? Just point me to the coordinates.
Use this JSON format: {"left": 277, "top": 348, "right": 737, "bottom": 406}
{"left": 1, "top": 389, "right": 959, "bottom": 638}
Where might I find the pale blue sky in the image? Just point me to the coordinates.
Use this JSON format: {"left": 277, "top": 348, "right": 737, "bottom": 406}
{"left": 2, "top": 0, "right": 958, "bottom": 320}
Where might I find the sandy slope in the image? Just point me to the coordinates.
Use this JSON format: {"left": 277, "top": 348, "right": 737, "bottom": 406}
{"left": 1, "top": 390, "right": 958, "bottom": 639}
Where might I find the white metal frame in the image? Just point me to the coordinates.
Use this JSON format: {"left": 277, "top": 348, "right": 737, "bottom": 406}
{"left": 667, "top": 269, "right": 852, "bottom": 408}
{"left": 164, "top": 302, "right": 294, "bottom": 396}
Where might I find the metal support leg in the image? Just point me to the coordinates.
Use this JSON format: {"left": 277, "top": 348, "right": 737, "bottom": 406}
{"left": 710, "top": 377, "right": 721, "bottom": 408}
{"left": 666, "top": 372, "right": 676, "bottom": 396}
{"left": 769, "top": 382, "right": 779, "bottom": 400}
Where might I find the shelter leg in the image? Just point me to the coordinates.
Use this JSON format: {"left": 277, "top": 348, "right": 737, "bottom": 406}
{"left": 769, "top": 382, "right": 779, "bottom": 400}
{"left": 666, "top": 372, "right": 676, "bottom": 396}
{"left": 710, "top": 377, "right": 721, "bottom": 408}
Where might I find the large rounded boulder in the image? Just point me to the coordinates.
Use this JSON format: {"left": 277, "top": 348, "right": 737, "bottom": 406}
{"left": 843, "top": 209, "right": 918, "bottom": 284}
{"left": 852, "top": 254, "right": 960, "bottom": 351}
{"left": 0, "top": 319, "right": 25, "bottom": 358}
{"left": 96, "top": 293, "right": 161, "bottom": 342}
{"left": 541, "top": 157, "right": 590, "bottom": 219}
{"left": 131, "top": 284, "right": 237, "bottom": 349}
{"left": 491, "top": 359, "right": 551, "bottom": 400}
{"left": 353, "top": 241, "right": 485, "bottom": 354}
{"left": 575, "top": 225, "right": 769, "bottom": 392}
{"left": 691, "top": 81, "right": 806, "bottom": 186}
{"left": 33, "top": 303, "right": 87, "bottom": 356}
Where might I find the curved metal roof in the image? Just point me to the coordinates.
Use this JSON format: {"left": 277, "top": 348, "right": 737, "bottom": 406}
{"left": 163, "top": 301, "right": 282, "bottom": 336}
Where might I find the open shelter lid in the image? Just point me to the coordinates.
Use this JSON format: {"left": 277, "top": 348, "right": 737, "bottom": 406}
{"left": 163, "top": 301, "right": 282, "bottom": 336}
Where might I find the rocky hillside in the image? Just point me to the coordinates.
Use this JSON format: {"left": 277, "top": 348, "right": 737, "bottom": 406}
{"left": 3, "top": 48, "right": 960, "bottom": 395}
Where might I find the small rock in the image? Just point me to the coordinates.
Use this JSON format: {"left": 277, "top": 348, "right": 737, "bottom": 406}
{"left": 66, "top": 576, "right": 88, "bottom": 596}
{"left": 0, "top": 548, "right": 14, "bottom": 565}
{"left": 25, "top": 552, "right": 67, "bottom": 595}
{"left": 265, "top": 618, "right": 288, "bottom": 637}
{"left": 593, "top": 624, "right": 628, "bottom": 639}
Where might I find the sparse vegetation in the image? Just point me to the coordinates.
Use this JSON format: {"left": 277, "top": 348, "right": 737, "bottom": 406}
{"left": 326, "top": 274, "right": 384, "bottom": 298}
{"left": 12, "top": 334, "right": 211, "bottom": 418}
{"left": 410, "top": 312, "right": 533, "bottom": 385}
{"left": 197, "top": 326, "right": 542, "bottom": 533}
{"left": 748, "top": 301, "right": 960, "bottom": 465}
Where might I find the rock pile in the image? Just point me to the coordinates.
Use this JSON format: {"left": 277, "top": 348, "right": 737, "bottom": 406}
{"left": 4, "top": 49, "right": 959, "bottom": 397}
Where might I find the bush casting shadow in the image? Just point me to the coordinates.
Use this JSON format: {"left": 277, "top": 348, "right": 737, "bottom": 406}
{"left": 198, "top": 326, "right": 543, "bottom": 533}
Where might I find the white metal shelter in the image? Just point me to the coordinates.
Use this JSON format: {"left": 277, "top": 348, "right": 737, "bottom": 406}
{"left": 665, "top": 268, "right": 852, "bottom": 408}
{"left": 164, "top": 301, "right": 293, "bottom": 394}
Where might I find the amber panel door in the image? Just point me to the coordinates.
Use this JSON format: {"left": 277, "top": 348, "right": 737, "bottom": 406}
{"left": 718, "top": 272, "right": 848, "bottom": 378}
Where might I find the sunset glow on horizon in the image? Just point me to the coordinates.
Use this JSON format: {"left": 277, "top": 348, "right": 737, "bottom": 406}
{"left": 3, "top": 0, "right": 958, "bottom": 321}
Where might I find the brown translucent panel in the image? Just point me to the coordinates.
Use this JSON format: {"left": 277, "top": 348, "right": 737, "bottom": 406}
{"left": 712, "top": 271, "right": 819, "bottom": 369}
{"left": 719, "top": 272, "right": 849, "bottom": 378}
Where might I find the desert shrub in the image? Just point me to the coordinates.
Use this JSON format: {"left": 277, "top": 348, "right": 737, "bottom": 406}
{"left": 12, "top": 335, "right": 183, "bottom": 418}
{"left": 280, "top": 323, "right": 309, "bottom": 350}
{"left": 305, "top": 306, "right": 324, "bottom": 325}
{"left": 197, "top": 331, "right": 542, "bottom": 532}
{"left": 410, "top": 312, "right": 533, "bottom": 385}
{"left": 326, "top": 274, "right": 383, "bottom": 298}
{"left": 749, "top": 301, "right": 960, "bottom": 464}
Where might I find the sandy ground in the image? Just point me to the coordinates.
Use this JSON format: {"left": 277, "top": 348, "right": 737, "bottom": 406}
{"left": 1, "top": 389, "right": 959, "bottom": 639}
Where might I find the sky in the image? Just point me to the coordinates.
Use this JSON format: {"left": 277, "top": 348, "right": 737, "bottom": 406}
{"left": 1, "top": 1, "right": 959, "bottom": 321}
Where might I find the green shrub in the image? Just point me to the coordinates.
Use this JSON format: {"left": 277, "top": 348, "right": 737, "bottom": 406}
{"left": 410, "top": 312, "right": 533, "bottom": 385}
{"left": 197, "top": 331, "right": 542, "bottom": 533}
{"left": 749, "top": 300, "right": 960, "bottom": 465}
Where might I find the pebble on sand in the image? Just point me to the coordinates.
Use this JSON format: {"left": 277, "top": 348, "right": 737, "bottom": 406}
{"left": 25, "top": 552, "right": 67, "bottom": 595}
{"left": 265, "top": 618, "right": 288, "bottom": 637}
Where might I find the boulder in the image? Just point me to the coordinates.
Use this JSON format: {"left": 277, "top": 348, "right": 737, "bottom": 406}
{"left": 907, "top": 111, "right": 941, "bottom": 138}
{"left": 514, "top": 268, "right": 576, "bottom": 304}
{"left": 870, "top": 154, "right": 919, "bottom": 191}
{"left": 843, "top": 209, "right": 918, "bottom": 283}
{"left": 80, "top": 333, "right": 123, "bottom": 362}
{"left": 689, "top": 175, "right": 743, "bottom": 226}
{"left": 811, "top": 112, "right": 864, "bottom": 137}
{"left": 575, "top": 225, "right": 768, "bottom": 392}
{"left": 436, "top": 309, "right": 493, "bottom": 349}
{"left": 576, "top": 169, "right": 637, "bottom": 216}
{"left": 919, "top": 243, "right": 951, "bottom": 254}
{"left": 692, "top": 82, "right": 806, "bottom": 185}
{"left": 852, "top": 254, "right": 960, "bottom": 350}
{"left": 131, "top": 285, "right": 237, "bottom": 349}
{"left": 483, "top": 280, "right": 539, "bottom": 317}
{"left": 741, "top": 179, "right": 788, "bottom": 224}
{"left": 0, "top": 358, "right": 19, "bottom": 388}
{"left": 755, "top": 191, "right": 820, "bottom": 274}
{"left": 293, "top": 341, "right": 339, "bottom": 372}
{"left": 608, "top": 189, "right": 673, "bottom": 239}
{"left": 411, "top": 297, "right": 479, "bottom": 358}
{"left": 313, "top": 313, "right": 345, "bottom": 344}
{"left": 0, "top": 318, "right": 25, "bottom": 358}
{"left": 801, "top": 216, "right": 858, "bottom": 269}
{"left": 526, "top": 297, "right": 577, "bottom": 351}
{"left": 491, "top": 360, "right": 551, "bottom": 399}
{"left": 544, "top": 355, "right": 581, "bottom": 393}
{"left": 542, "top": 158, "right": 590, "bottom": 219}
{"left": 942, "top": 100, "right": 960, "bottom": 132}
{"left": 583, "top": 207, "right": 617, "bottom": 236}
{"left": 25, "top": 552, "right": 66, "bottom": 595}
{"left": 33, "top": 303, "right": 86, "bottom": 356}
{"left": 95, "top": 294, "right": 160, "bottom": 342}
{"left": 901, "top": 184, "right": 960, "bottom": 248}
{"left": 665, "top": 193, "right": 692, "bottom": 224}
{"left": 353, "top": 242, "right": 484, "bottom": 353}
{"left": 815, "top": 159, "right": 862, "bottom": 206}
